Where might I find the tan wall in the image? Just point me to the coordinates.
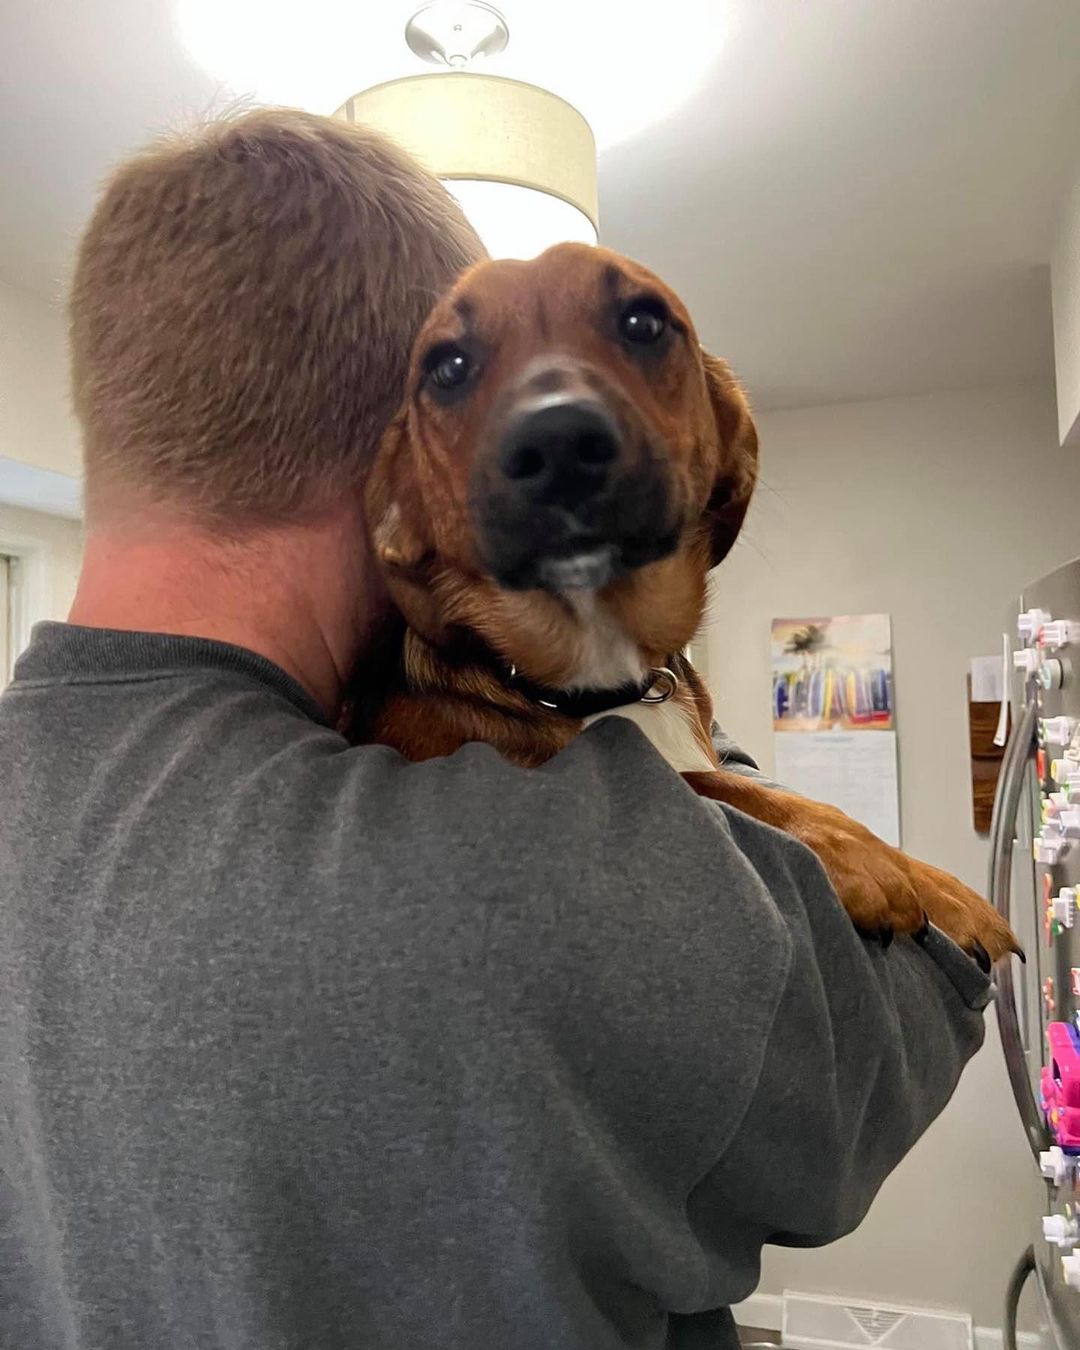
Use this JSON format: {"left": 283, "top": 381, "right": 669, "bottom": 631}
{"left": 0, "top": 502, "right": 83, "bottom": 632}
{"left": 0, "top": 277, "right": 82, "bottom": 478}
{"left": 707, "top": 382, "right": 1079, "bottom": 1331}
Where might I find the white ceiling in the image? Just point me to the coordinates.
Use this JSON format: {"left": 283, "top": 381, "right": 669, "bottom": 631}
{"left": 1, "top": 0, "right": 1078, "bottom": 411}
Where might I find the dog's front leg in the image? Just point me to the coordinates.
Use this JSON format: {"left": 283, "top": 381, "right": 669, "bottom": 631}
{"left": 684, "top": 770, "right": 1019, "bottom": 963}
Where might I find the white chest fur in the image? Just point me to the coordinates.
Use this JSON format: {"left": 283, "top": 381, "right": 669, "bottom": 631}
{"left": 583, "top": 698, "right": 717, "bottom": 774}
{"left": 563, "top": 592, "right": 646, "bottom": 690}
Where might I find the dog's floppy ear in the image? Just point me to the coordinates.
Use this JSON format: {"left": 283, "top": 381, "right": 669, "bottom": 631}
{"left": 365, "top": 411, "right": 461, "bottom": 644}
{"left": 701, "top": 351, "right": 759, "bottom": 569}
{"left": 365, "top": 412, "right": 432, "bottom": 574}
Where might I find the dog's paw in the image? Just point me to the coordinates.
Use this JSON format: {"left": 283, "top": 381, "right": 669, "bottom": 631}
{"left": 793, "top": 805, "right": 924, "bottom": 936}
{"left": 904, "top": 856, "right": 1021, "bottom": 965}
{"left": 792, "top": 802, "right": 1021, "bottom": 963}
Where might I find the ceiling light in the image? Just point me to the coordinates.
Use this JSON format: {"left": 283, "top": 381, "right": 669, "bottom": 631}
{"left": 174, "top": 0, "right": 727, "bottom": 152}
{"left": 336, "top": 66, "right": 598, "bottom": 259}
{"left": 440, "top": 182, "right": 596, "bottom": 261}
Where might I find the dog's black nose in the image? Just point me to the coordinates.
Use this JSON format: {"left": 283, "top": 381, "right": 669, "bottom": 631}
{"left": 498, "top": 398, "right": 620, "bottom": 508}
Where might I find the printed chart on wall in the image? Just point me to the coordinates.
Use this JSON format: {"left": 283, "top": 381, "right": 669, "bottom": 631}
{"left": 771, "top": 614, "right": 900, "bottom": 846}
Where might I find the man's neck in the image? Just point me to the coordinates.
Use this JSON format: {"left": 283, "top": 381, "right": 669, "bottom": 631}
{"left": 68, "top": 501, "right": 379, "bottom": 721}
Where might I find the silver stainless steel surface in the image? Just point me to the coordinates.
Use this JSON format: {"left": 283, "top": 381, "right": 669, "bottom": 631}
{"left": 991, "top": 557, "right": 1080, "bottom": 1350}
{"left": 990, "top": 696, "right": 1045, "bottom": 1155}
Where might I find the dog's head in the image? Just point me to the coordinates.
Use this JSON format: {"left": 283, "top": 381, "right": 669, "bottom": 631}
{"left": 366, "top": 243, "right": 758, "bottom": 689}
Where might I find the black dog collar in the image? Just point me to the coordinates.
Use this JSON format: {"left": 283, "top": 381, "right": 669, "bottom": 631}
{"left": 508, "top": 665, "right": 679, "bottom": 718}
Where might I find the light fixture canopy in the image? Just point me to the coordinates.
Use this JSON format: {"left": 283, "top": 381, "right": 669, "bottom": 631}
{"left": 336, "top": 72, "right": 598, "bottom": 260}
{"left": 405, "top": 0, "right": 509, "bottom": 68}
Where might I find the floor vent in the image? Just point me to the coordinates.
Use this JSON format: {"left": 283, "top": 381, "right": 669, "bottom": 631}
{"left": 782, "top": 1290, "right": 973, "bottom": 1350}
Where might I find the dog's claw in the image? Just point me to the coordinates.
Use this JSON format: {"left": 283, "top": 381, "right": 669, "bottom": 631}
{"left": 878, "top": 926, "right": 894, "bottom": 950}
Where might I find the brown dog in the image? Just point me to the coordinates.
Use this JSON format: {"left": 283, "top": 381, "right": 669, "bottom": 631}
{"left": 355, "top": 242, "right": 1018, "bottom": 962}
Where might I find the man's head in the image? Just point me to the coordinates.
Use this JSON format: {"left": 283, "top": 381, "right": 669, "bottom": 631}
{"left": 70, "top": 108, "right": 485, "bottom": 526}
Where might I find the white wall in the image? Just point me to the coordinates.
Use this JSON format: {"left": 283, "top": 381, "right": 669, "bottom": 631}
{"left": 708, "top": 381, "right": 1079, "bottom": 1332}
{"left": 1053, "top": 161, "right": 1080, "bottom": 448}
{"left": 0, "top": 275, "right": 82, "bottom": 478}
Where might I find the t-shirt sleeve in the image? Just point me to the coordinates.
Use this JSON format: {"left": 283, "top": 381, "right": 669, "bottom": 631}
{"left": 710, "top": 722, "right": 761, "bottom": 774}
{"left": 700, "top": 726, "right": 988, "bottom": 1247}
{"left": 325, "top": 716, "right": 991, "bottom": 1319}
{"left": 417, "top": 719, "right": 989, "bottom": 1249}
{"left": 691, "top": 803, "right": 989, "bottom": 1254}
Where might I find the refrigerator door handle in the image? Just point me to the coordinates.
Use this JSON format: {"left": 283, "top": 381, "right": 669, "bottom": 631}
{"left": 988, "top": 695, "right": 1047, "bottom": 1156}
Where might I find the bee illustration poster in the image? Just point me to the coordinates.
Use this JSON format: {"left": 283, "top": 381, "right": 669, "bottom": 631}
{"left": 771, "top": 614, "right": 900, "bottom": 846}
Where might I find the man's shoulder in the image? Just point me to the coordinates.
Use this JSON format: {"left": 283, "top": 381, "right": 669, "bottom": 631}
{"left": 3, "top": 666, "right": 789, "bottom": 944}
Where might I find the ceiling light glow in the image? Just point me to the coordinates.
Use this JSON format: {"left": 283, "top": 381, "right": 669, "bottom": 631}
{"left": 174, "top": 0, "right": 727, "bottom": 151}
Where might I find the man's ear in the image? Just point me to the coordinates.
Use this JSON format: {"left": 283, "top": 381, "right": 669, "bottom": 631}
{"left": 365, "top": 412, "right": 432, "bottom": 574}
{"left": 701, "top": 351, "right": 759, "bottom": 569}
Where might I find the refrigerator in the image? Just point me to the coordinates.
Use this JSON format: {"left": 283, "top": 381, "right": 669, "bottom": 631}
{"left": 991, "top": 558, "right": 1080, "bottom": 1350}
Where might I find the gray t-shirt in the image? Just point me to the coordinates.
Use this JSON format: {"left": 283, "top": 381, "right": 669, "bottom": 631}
{"left": 0, "top": 623, "right": 990, "bottom": 1350}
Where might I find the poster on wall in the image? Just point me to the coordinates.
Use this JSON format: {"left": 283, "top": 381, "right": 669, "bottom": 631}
{"left": 771, "top": 613, "right": 901, "bottom": 846}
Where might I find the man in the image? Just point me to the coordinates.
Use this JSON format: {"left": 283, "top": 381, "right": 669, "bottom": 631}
{"left": 0, "top": 110, "right": 990, "bottom": 1350}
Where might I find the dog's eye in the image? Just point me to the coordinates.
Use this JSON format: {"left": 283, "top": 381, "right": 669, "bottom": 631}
{"left": 424, "top": 343, "right": 474, "bottom": 392}
{"left": 619, "top": 297, "right": 669, "bottom": 345}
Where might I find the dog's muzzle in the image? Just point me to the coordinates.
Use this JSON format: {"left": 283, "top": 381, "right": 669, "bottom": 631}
{"left": 470, "top": 360, "right": 683, "bottom": 592}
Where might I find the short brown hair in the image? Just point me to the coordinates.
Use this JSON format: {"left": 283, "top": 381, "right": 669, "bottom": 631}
{"left": 70, "top": 108, "right": 485, "bottom": 524}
